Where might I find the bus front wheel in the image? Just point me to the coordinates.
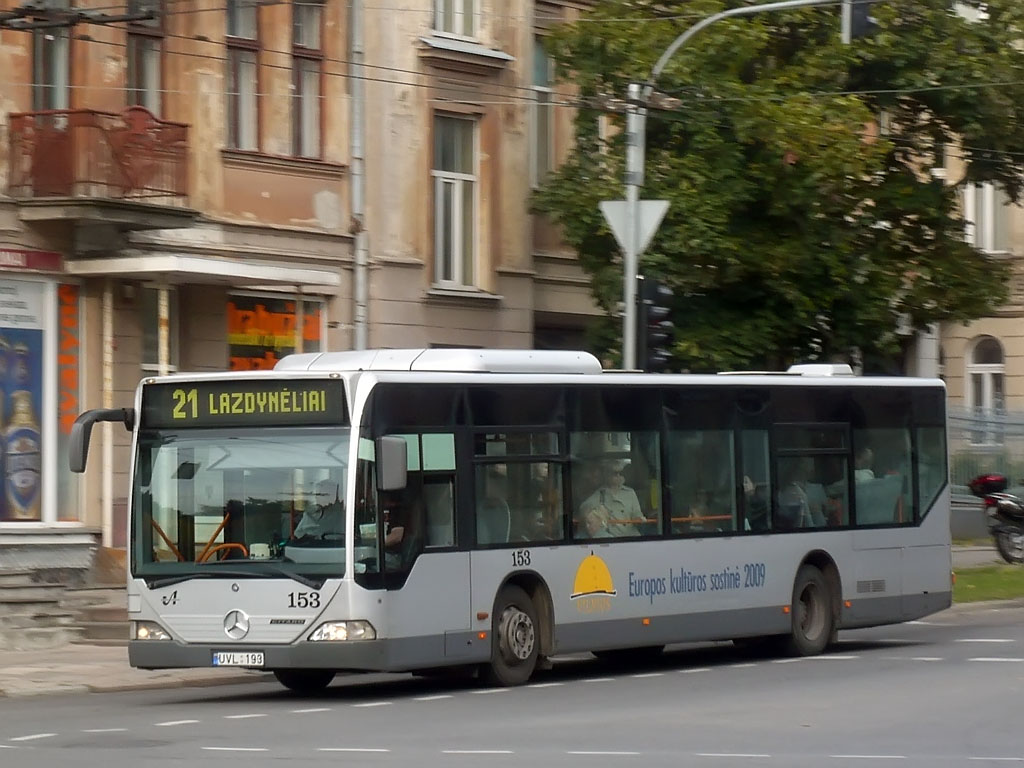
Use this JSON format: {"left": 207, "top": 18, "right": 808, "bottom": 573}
{"left": 482, "top": 585, "right": 539, "bottom": 687}
{"left": 785, "top": 564, "right": 832, "bottom": 656}
{"left": 273, "top": 669, "right": 336, "bottom": 693}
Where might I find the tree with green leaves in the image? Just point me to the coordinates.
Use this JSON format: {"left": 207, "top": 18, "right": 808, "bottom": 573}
{"left": 534, "top": 0, "right": 1024, "bottom": 372}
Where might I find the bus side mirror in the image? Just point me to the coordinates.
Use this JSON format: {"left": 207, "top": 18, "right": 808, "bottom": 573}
{"left": 70, "top": 408, "right": 135, "bottom": 473}
{"left": 375, "top": 436, "right": 408, "bottom": 491}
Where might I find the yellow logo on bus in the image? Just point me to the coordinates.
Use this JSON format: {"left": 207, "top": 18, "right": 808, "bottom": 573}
{"left": 571, "top": 552, "right": 616, "bottom": 614}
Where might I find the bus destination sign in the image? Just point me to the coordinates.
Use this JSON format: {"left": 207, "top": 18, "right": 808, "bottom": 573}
{"left": 141, "top": 379, "right": 347, "bottom": 428}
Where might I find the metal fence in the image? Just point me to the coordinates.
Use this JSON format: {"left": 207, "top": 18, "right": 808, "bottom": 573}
{"left": 948, "top": 406, "right": 1024, "bottom": 497}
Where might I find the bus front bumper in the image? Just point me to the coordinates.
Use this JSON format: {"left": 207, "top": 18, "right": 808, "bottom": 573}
{"left": 129, "top": 639, "right": 392, "bottom": 671}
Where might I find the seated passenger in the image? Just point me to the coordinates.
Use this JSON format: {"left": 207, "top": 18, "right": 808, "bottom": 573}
{"left": 582, "top": 507, "right": 614, "bottom": 538}
{"left": 294, "top": 479, "right": 344, "bottom": 541}
{"left": 579, "top": 460, "right": 642, "bottom": 537}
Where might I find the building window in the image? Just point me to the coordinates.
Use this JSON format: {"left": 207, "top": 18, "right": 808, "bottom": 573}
{"left": 32, "top": 0, "right": 70, "bottom": 111}
{"left": 226, "top": 0, "right": 259, "bottom": 151}
{"left": 965, "top": 183, "right": 1010, "bottom": 253}
{"left": 531, "top": 35, "right": 554, "bottom": 187}
{"left": 432, "top": 115, "right": 476, "bottom": 287}
{"left": 292, "top": 0, "right": 323, "bottom": 158}
{"left": 126, "top": 0, "right": 164, "bottom": 114}
{"left": 967, "top": 335, "right": 1005, "bottom": 446}
{"left": 434, "top": 0, "right": 474, "bottom": 38}
{"left": 227, "top": 293, "right": 324, "bottom": 370}
{"left": 141, "top": 286, "right": 179, "bottom": 373}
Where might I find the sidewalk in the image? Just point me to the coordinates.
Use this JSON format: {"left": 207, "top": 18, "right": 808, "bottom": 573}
{"left": 0, "top": 545, "right": 1012, "bottom": 698}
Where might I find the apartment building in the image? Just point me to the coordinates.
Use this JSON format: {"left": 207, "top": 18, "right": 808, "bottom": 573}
{"left": 0, "top": 0, "right": 599, "bottom": 569}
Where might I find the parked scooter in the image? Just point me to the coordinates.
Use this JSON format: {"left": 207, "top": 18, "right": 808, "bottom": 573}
{"left": 967, "top": 474, "right": 1024, "bottom": 564}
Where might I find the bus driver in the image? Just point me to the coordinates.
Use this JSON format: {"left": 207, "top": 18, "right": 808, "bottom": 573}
{"left": 294, "top": 478, "right": 344, "bottom": 541}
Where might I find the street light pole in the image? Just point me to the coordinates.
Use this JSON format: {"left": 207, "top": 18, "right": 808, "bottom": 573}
{"left": 620, "top": 0, "right": 845, "bottom": 369}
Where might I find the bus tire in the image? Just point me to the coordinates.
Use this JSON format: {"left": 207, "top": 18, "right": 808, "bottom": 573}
{"left": 482, "top": 585, "right": 539, "bottom": 687}
{"left": 785, "top": 564, "right": 832, "bottom": 656}
{"left": 273, "top": 669, "right": 336, "bottom": 693}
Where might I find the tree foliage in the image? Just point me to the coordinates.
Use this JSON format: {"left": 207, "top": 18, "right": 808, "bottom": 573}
{"left": 533, "top": 0, "right": 1024, "bottom": 372}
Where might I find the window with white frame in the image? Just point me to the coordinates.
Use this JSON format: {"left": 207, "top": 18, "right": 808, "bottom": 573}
{"left": 32, "top": 0, "right": 70, "bottom": 111}
{"left": 531, "top": 35, "right": 554, "bottom": 187}
{"left": 434, "top": 0, "right": 474, "bottom": 37}
{"left": 432, "top": 115, "right": 477, "bottom": 287}
{"left": 292, "top": 0, "right": 323, "bottom": 158}
{"left": 967, "top": 335, "right": 1005, "bottom": 445}
{"left": 965, "top": 182, "right": 1010, "bottom": 253}
{"left": 226, "top": 0, "right": 259, "bottom": 151}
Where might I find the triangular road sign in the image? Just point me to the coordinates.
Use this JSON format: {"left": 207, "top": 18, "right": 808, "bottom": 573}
{"left": 600, "top": 199, "right": 670, "bottom": 256}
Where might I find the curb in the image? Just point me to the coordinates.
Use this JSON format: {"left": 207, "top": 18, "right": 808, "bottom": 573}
{"left": 0, "top": 671, "right": 271, "bottom": 698}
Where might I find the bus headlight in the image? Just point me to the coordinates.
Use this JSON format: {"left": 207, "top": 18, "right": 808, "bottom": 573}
{"left": 308, "top": 620, "right": 376, "bottom": 642}
{"left": 133, "top": 621, "right": 171, "bottom": 641}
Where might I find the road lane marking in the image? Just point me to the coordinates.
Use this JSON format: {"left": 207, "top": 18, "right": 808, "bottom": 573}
{"left": 9, "top": 734, "right": 56, "bottom": 742}
{"left": 156, "top": 720, "right": 199, "bottom": 727}
{"left": 957, "top": 638, "right": 1014, "bottom": 643}
{"left": 320, "top": 748, "right": 391, "bottom": 753}
{"left": 696, "top": 753, "right": 770, "bottom": 758}
{"left": 829, "top": 755, "right": 906, "bottom": 760}
{"left": 224, "top": 713, "right": 267, "bottom": 719}
{"left": 912, "top": 657, "right": 943, "bottom": 661}
{"left": 291, "top": 707, "right": 331, "bottom": 713}
{"left": 772, "top": 658, "right": 804, "bottom": 664}
{"left": 631, "top": 672, "right": 664, "bottom": 678}
{"left": 729, "top": 663, "right": 756, "bottom": 669}
{"left": 568, "top": 751, "right": 640, "bottom": 756}
{"left": 680, "top": 667, "right": 712, "bottom": 673}
{"left": 968, "top": 758, "right": 1024, "bottom": 762}
{"left": 82, "top": 728, "right": 128, "bottom": 733}
{"left": 414, "top": 694, "right": 453, "bottom": 701}
{"left": 352, "top": 701, "right": 392, "bottom": 707}
{"left": 584, "top": 677, "right": 614, "bottom": 682}
{"left": 968, "top": 658, "right": 1024, "bottom": 663}
{"left": 529, "top": 682, "right": 564, "bottom": 688}
{"left": 472, "top": 688, "right": 510, "bottom": 694}
{"left": 808, "top": 655, "right": 859, "bottom": 660}
{"left": 443, "top": 750, "right": 514, "bottom": 754}
{"left": 202, "top": 747, "right": 268, "bottom": 752}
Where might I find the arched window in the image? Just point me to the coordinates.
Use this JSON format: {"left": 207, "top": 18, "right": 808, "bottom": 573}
{"left": 967, "top": 336, "right": 1005, "bottom": 445}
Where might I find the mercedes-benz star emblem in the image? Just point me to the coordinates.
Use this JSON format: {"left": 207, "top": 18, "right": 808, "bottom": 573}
{"left": 223, "top": 609, "right": 250, "bottom": 640}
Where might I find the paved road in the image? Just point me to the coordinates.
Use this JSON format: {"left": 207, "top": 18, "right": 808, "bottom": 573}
{"left": 1, "top": 602, "right": 1022, "bottom": 767}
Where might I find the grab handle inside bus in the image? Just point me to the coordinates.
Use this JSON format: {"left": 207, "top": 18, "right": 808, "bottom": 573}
{"left": 376, "top": 435, "right": 408, "bottom": 491}
{"left": 69, "top": 408, "right": 136, "bottom": 473}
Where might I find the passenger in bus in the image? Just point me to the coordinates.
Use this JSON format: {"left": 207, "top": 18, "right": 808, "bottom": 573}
{"left": 293, "top": 479, "right": 345, "bottom": 541}
{"left": 579, "top": 460, "right": 642, "bottom": 537}
{"left": 854, "top": 446, "right": 876, "bottom": 483}
{"left": 582, "top": 507, "right": 614, "bottom": 538}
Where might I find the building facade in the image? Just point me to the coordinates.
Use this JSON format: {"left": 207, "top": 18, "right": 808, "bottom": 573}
{"left": 0, "top": 0, "right": 599, "bottom": 569}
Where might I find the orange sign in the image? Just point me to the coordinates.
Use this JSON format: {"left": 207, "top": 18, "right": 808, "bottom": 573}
{"left": 227, "top": 296, "right": 322, "bottom": 371}
{"left": 57, "top": 284, "right": 79, "bottom": 435}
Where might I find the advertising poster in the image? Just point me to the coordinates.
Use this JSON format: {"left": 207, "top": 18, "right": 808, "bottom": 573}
{"left": 227, "top": 294, "right": 323, "bottom": 371}
{"left": 0, "top": 279, "right": 45, "bottom": 521}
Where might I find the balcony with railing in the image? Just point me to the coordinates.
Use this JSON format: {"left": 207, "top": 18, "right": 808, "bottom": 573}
{"left": 6, "top": 107, "right": 196, "bottom": 227}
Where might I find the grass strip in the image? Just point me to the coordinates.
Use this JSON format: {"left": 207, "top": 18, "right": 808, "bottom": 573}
{"left": 953, "top": 564, "right": 1024, "bottom": 602}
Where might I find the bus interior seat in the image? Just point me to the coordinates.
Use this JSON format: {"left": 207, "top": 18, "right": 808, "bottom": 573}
{"left": 477, "top": 498, "right": 510, "bottom": 544}
{"left": 856, "top": 474, "right": 903, "bottom": 525}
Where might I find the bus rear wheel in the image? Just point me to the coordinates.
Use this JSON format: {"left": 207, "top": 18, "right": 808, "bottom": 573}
{"left": 273, "top": 669, "right": 336, "bottom": 693}
{"left": 785, "top": 564, "right": 833, "bottom": 656}
{"left": 481, "top": 585, "right": 539, "bottom": 687}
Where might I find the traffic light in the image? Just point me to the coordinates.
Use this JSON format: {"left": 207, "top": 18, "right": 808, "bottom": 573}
{"left": 841, "top": 0, "right": 877, "bottom": 43}
{"left": 636, "top": 275, "right": 675, "bottom": 372}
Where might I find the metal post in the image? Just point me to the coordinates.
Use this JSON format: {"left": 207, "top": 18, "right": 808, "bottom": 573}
{"left": 623, "top": 82, "right": 645, "bottom": 371}
{"left": 350, "top": 0, "right": 368, "bottom": 350}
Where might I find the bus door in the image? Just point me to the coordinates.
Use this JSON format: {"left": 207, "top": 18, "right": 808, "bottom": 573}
{"left": 378, "top": 434, "right": 473, "bottom": 659}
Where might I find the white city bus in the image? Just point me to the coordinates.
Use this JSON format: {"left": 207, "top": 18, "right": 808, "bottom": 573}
{"left": 70, "top": 349, "right": 951, "bottom": 692}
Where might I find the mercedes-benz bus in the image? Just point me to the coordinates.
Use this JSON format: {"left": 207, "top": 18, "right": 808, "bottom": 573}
{"left": 70, "top": 349, "right": 950, "bottom": 692}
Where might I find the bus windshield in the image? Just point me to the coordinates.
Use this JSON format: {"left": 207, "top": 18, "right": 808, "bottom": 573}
{"left": 132, "top": 427, "right": 352, "bottom": 580}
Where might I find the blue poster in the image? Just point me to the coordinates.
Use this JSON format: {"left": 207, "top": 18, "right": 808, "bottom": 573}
{"left": 0, "top": 279, "right": 45, "bottom": 522}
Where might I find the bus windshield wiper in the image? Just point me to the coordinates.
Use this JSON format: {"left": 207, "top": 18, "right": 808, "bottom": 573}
{"left": 146, "top": 565, "right": 323, "bottom": 590}
{"left": 147, "top": 570, "right": 256, "bottom": 589}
